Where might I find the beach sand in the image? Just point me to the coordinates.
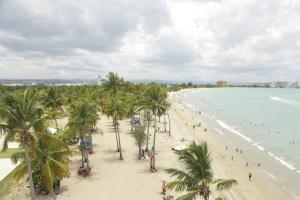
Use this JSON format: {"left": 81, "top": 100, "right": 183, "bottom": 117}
{"left": 2, "top": 92, "right": 289, "bottom": 200}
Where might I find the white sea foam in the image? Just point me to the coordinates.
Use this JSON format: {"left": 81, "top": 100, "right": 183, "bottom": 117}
{"left": 213, "top": 127, "right": 225, "bottom": 136}
{"left": 215, "top": 119, "right": 253, "bottom": 143}
{"left": 270, "top": 96, "right": 300, "bottom": 106}
{"left": 252, "top": 143, "right": 265, "bottom": 151}
{"left": 268, "top": 152, "right": 296, "bottom": 170}
{"left": 186, "top": 103, "right": 193, "bottom": 109}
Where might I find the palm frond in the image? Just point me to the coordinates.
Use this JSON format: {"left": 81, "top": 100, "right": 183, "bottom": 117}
{"left": 213, "top": 179, "right": 237, "bottom": 191}
{"left": 176, "top": 189, "right": 200, "bottom": 200}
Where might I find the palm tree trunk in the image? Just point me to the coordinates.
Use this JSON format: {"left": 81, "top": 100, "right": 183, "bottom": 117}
{"left": 113, "top": 117, "right": 120, "bottom": 151}
{"left": 152, "top": 114, "right": 157, "bottom": 153}
{"left": 117, "top": 124, "right": 123, "bottom": 160}
{"left": 145, "top": 117, "right": 150, "bottom": 152}
{"left": 167, "top": 111, "right": 171, "bottom": 137}
{"left": 152, "top": 114, "right": 157, "bottom": 169}
{"left": 24, "top": 143, "right": 36, "bottom": 200}
{"left": 86, "top": 147, "right": 89, "bottom": 169}
{"left": 138, "top": 147, "right": 141, "bottom": 160}
{"left": 79, "top": 135, "right": 85, "bottom": 168}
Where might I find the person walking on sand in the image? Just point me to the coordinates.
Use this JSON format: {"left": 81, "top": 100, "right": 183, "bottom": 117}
{"left": 248, "top": 172, "right": 252, "bottom": 181}
{"left": 245, "top": 161, "right": 249, "bottom": 167}
{"left": 162, "top": 181, "right": 167, "bottom": 195}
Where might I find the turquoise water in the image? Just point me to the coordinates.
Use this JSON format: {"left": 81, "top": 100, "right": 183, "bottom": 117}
{"left": 177, "top": 88, "right": 300, "bottom": 198}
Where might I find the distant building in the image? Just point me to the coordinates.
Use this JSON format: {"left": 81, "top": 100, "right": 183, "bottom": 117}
{"left": 275, "top": 81, "right": 289, "bottom": 88}
{"left": 97, "top": 75, "right": 102, "bottom": 85}
{"left": 217, "top": 80, "right": 228, "bottom": 87}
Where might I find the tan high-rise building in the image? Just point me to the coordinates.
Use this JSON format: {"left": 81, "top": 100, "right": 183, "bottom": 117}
{"left": 217, "top": 80, "right": 228, "bottom": 87}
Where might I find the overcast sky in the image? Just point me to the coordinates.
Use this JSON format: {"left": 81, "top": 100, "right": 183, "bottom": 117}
{"left": 0, "top": 0, "right": 299, "bottom": 82}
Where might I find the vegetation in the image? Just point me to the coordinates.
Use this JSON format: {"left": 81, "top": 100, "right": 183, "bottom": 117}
{"left": 0, "top": 72, "right": 173, "bottom": 198}
{"left": 10, "top": 134, "right": 71, "bottom": 200}
{"left": 0, "top": 89, "right": 47, "bottom": 200}
{"left": 67, "top": 100, "right": 96, "bottom": 171}
{"left": 132, "top": 125, "right": 147, "bottom": 159}
{"left": 166, "top": 142, "right": 237, "bottom": 200}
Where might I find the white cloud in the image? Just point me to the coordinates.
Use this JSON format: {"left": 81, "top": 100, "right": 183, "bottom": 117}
{"left": 0, "top": 0, "right": 299, "bottom": 82}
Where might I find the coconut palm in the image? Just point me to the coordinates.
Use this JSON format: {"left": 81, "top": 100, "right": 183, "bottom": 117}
{"left": 143, "top": 84, "right": 169, "bottom": 168}
{"left": 10, "top": 134, "right": 71, "bottom": 200}
{"left": 43, "top": 87, "right": 64, "bottom": 133}
{"left": 67, "top": 100, "right": 95, "bottom": 170}
{"left": 0, "top": 89, "right": 47, "bottom": 200}
{"left": 102, "top": 72, "right": 124, "bottom": 96}
{"left": 132, "top": 125, "right": 147, "bottom": 159}
{"left": 144, "top": 109, "right": 152, "bottom": 151}
{"left": 166, "top": 141, "right": 237, "bottom": 200}
{"left": 103, "top": 96, "right": 125, "bottom": 160}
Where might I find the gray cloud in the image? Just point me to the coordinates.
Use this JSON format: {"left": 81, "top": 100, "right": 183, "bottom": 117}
{"left": 0, "top": 0, "right": 300, "bottom": 82}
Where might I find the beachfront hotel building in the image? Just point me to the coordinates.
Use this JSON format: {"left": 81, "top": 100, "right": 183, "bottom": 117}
{"left": 217, "top": 80, "right": 228, "bottom": 87}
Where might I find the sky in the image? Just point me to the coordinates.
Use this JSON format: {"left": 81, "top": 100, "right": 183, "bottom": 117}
{"left": 0, "top": 0, "right": 300, "bottom": 82}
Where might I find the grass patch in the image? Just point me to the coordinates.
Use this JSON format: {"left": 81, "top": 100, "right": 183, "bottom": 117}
{"left": 0, "top": 148, "right": 22, "bottom": 159}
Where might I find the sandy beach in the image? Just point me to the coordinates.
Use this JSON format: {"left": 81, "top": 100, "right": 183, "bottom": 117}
{"left": 2, "top": 91, "right": 290, "bottom": 200}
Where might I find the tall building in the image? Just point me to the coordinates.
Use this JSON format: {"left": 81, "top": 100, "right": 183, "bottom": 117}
{"left": 217, "top": 80, "right": 228, "bottom": 87}
{"left": 97, "top": 75, "right": 102, "bottom": 85}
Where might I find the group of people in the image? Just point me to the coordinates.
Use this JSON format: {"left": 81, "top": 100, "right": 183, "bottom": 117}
{"left": 226, "top": 146, "right": 264, "bottom": 182}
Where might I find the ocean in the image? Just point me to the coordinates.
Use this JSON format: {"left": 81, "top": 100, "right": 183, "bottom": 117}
{"left": 176, "top": 88, "right": 300, "bottom": 199}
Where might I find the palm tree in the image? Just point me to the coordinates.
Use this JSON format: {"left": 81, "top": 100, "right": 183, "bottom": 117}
{"left": 103, "top": 96, "right": 125, "bottom": 160}
{"left": 43, "top": 87, "right": 64, "bottom": 133}
{"left": 144, "top": 109, "right": 152, "bottom": 151}
{"left": 0, "top": 89, "right": 47, "bottom": 200}
{"left": 102, "top": 72, "right": 124, "bottom": 96}
{"left": 10, "top": 134, "right": 71, "bottom": 200}
{"left": 143, "top": 84, "right": 170, "bottom": 169}
{"left": 67, "top": 100, "right": 95, "bottom": 171}
{"left": 132, "top": 125, "right": 147, "bottom": 159}
{"left": 166, "top": 141, "right": 237, "bottom": 200}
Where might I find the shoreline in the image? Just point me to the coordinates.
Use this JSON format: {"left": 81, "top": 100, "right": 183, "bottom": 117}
{"left": 1, "top": 89, "right": 296, "bottom": 200}
{"left": 170, "top": 89, "right": 299, "bottom": 200}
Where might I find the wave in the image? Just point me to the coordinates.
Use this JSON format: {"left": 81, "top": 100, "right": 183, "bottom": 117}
{"left": 268, "top": 152, "right": 296, "bottom": 170}
{"left": 215, "top": 119, "right": 253, "bottom": 143}
{"left": 185, "top": 103, "right": 194, "bottom": 109}
{"left": 270, "top": 96, "right": 300, "bottom": 106}
{"left": 252, "top": 143, "right": 265, "bottom": 151}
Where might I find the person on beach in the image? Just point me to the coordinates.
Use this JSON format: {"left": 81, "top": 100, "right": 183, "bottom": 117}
{"left": 204, "top": 128, "right": 207, "bottom": 132}
{"left": 248, "top": 173, "right": 252, "bottom": 181}
{"left": 245, "top": 161, "right": 249, "bottom": 167}
{"left": 231, "top": 156, "right": 234, "bottom": 161}
{"left": 257, "top": 163, "right": 261, "bottom": 167}
{"left": 141, "top": 149, "right": 146, "bottom": 159}
{"left": 150, "top": 152, "right": 157, "bottom": 172}
{"left": 225, "top": 146, "right": 228, "bottom": 150}
{"left": 162, "top": 181, "right": 167, "bottom": 195}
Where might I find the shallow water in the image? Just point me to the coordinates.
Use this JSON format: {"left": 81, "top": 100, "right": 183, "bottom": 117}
{"left": 177, "top": 88, "right": 300, "bottom": 199}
